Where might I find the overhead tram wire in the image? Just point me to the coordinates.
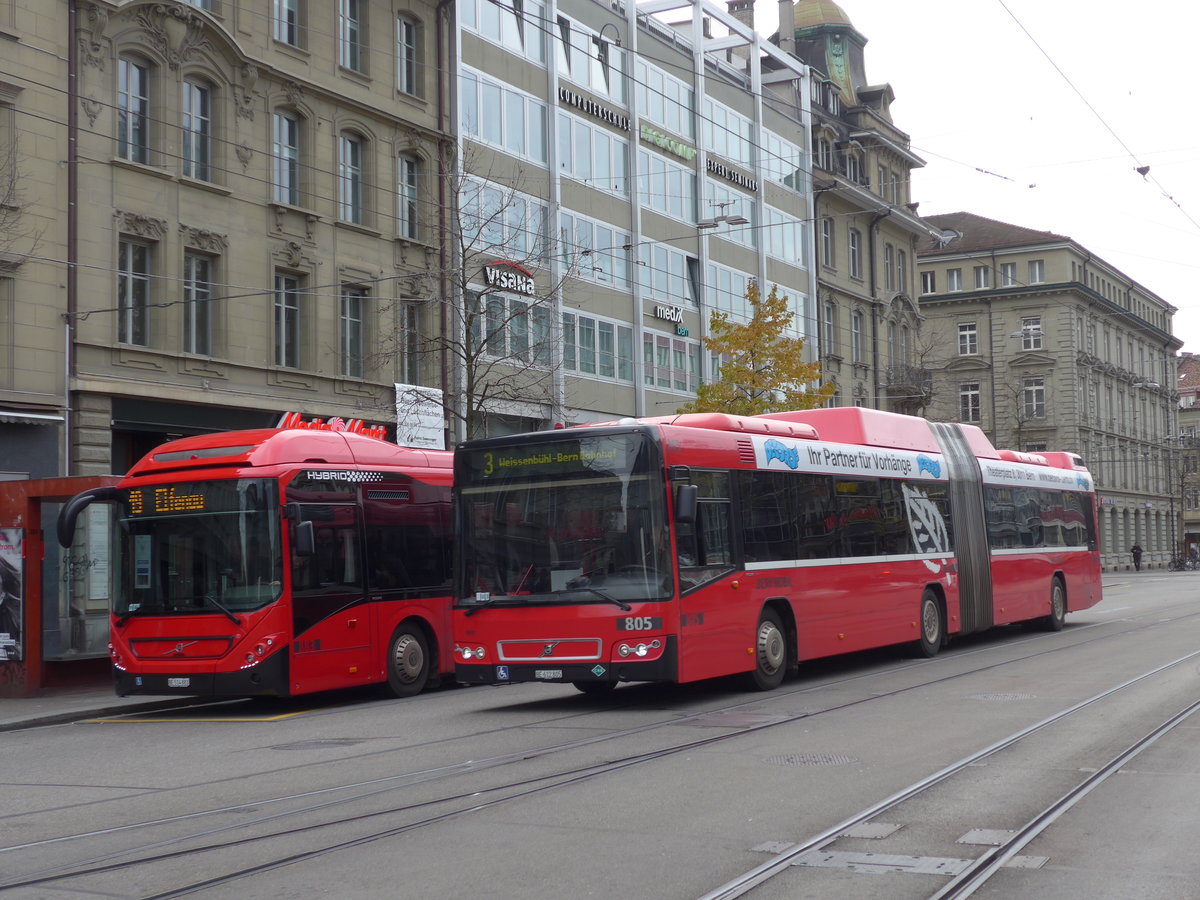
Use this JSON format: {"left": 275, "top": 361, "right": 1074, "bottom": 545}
{"left": 996, "top": 0, "right": 1200, "bottom": 234}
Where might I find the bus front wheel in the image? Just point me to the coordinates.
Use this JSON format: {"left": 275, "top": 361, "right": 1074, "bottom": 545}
{"left": 386, "top": 625, "right": 431, "bottom": 697}
{"left": 1042, "top": 577, "right": 1067, "bottom": 632}
{"left": 744, "top": 608, "right": 787, "bottom": 691}
{"left": 917, "top": 590, "right": 944, "bottom": 658}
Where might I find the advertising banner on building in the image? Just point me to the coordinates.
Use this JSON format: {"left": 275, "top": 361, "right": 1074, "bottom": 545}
{"left": 395, "top": 384, "right": 446, "bottom": 450}
{"left": 0, "top": 528, "right": 23, "bottom": 661}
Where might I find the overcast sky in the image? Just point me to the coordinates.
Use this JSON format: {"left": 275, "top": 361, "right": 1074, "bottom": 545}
{"left": 754, "top": 0, "right": 1200, "bottom": 356}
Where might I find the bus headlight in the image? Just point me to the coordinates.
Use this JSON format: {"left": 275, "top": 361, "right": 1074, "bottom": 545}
{"left": 456, "top": 645, "right": 487, "bottom": 661}
{"left": 617, "top": 639, "right": 662, "bottom": 658}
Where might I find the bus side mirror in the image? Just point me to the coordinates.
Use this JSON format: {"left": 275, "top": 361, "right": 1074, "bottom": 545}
{"left": 293, "top": 519, "right": 315, "bottom": 557}
{"left": 57, "top": 487, "right": 121, "bottom": 548}
{"left": 674, "top": 484, "right": 698, "bottom": 524}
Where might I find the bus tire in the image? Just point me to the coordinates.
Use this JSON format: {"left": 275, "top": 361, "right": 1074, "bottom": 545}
{"left": 385, "top": 625, "right": 431, "bottom": 697}
{"left": 917, "top": 589, "right": 944, "bottom": 658}
{"left": 1043, "top": 577, "right": 1067, "bottom": 632}
{"left": 744, "top": 608, "right": 787, "bottom": 691}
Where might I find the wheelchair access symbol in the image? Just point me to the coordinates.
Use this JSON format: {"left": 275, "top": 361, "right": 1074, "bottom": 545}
{"left": 496, "top": 666, "right": 510, "bottom": 681}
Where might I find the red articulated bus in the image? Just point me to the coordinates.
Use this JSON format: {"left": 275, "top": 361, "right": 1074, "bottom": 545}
{"left": 57, "top": 415, "right": 454, "bottom": 698}
{"left": 451, "top": 407, "right": 1102, "bottom": 693}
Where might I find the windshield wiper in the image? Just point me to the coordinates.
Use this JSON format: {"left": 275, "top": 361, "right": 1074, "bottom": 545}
{"left": 563, "top": 585, "right": 632, "bottom": 611}
{"left": 201, "top": 591, "right": 242, "bottom": 625}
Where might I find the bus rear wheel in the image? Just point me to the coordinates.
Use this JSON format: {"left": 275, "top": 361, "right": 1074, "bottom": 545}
{"left": 917, "top": 590, "right": 944, "bottom": 658}
{"left": 744, "top": 608, "right": 787, "bottom": 691}
{"left": 1042, "top": 577, "right": 1067, "bottom": 632}
{"left": 386, "top": 625, "right": 431, "bottom": 697}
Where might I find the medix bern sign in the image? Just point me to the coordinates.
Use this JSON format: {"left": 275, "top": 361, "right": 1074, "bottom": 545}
{"left": 483, "top": 261, "right": 536, "bottom": 295}
{"left": 277, "top": 411, "right": 389, "bottom": 441}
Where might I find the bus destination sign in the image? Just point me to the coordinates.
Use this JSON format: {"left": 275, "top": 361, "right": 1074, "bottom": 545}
{"left": 127, "top": 486, "right": 207, "bottom": 516}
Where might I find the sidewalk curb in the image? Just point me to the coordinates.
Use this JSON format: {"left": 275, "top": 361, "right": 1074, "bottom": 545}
{"left": 0, "top": 698, "right": 214, "bottom": 733}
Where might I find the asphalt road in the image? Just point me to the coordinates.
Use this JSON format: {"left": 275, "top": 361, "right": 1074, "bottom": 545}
{"left": 3, "top": 570, "right": 1199, "bottom": 900}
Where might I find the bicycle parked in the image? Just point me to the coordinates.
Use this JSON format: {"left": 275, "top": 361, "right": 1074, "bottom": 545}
{"left": 1167, "top": 556, "right": 1199, "bottom": 571}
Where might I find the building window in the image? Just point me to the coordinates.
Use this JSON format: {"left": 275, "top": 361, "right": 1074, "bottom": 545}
{"left": 813, "top": 136, "right": 832, "bottom": 170}
{"left": 822, "top": 302, "right": 836, "bottom": 354}
{"left": 887, "top": 322, "right": 896, "bottom": 366}
{"left": 844, "top": 152, "right": 860, "bottom": 184}
{"left": 974, "top": 265, "right": 991, "bottom": 289}
{"left": 338, "top": 133, "right": 364, "bottom": 223}
{"left": 958, "top": 322, "right": 977, "bottom": 355}
{"left": 471, "top": 291, "right": 553, "bottom": 366}
{"left": 181, "top": 80, "right": 211, "bottom": 180}
{"left": 565, "top": 315, "right": 633, "bottom": 381}
{"left": 820, "top": 217, "right": 834, "bottom": 267}
{"left": 274, "top": 272, "right": 302, "bottom": 368}
{"left": 1023, "top": 376, "right": 1046, "bottom": 418}
{"left": 947, "top": 268, "right": 963, "bottom": 292}
{"left": 884, "top": 243, "right": 894, "bottom": 291}
{"left": 397, "top": 16, "right": 418, "bottom": 95}
{"left": 398, "top": 154, "right": 419, "bottom": 239}
{"left": 1019, "top": 315, "right": 1042, "bottom": 350}
{"left": 959, "top": 382, "right": 981, "bottom": 423}
{"left": 645, "top": 333, "right": 699, "bottom": 392}
{"left": 183, "top": 252, "right": 213, "bottom": 355}
{"left": 1001, "top": 262, "right": 1017, "bottom": 286}
{"left": 339, "top": 0, "right": 364, "bottom": 72}
{"left": 848, "top": 228, "right": 861, "bottom": 278}
{"left": 118, "top": 57, "right": 150, "bottom": 164}
{"left": 273, "top": 0, "right": 301, "bottom": 45}
{"left": 1029, "top": 259, "right": 1045, "bottom": 283}
{"left": 117, "top": 240, "right": 150, "bottom": 345}
{"left": 399, "top": 301, "right": 421, "bottom": 384}
{"left": 564, "top": 211, "right": 632, "bottom": 288}
{"left": 272, "top": 112, "right": 300, "bottom": 205}
{"left": 462, "top": 69, "right": 550, "bottom": 167}
{"left": 921, "top": 271, "right": 936, "bottom": 294}
{"left": 341, "top": 285, "right": 366, "bottom": 378}
{"left": 851, "top": 311, "right": 862, "bottom": 363}
{"left": 896, "top": 250, "right": 907, "bottom": 292}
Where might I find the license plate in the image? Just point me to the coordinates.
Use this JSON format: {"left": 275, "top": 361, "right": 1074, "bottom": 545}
{"left": 167, "top": 677, "right": 191, "bottom": 688}
{"left": 534, "top": 669, "right": 563, "bottom": 680}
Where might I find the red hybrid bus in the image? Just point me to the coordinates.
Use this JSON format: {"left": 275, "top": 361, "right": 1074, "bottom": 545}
{"left": 451, "top": 407, "right": 1101, "bottom": 692}
{"left": 57, "top": 414, "right": 454, "bottom": 698}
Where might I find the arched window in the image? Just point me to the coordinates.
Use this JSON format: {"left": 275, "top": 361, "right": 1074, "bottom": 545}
{"left": 118, "top": 56, "right": 151, "bottom": 163}
{"left": 398, "top": 153, "right": 419, "bottom": 239}
{"left": 182, "top": 78, "right": 211, "bottom": 180}
{"left": 338, "top": 131, "right": 365, "bottom": 223}
{"left": 397, "top": 16, "right": 419, "bottom": 95}
{"left": 272, "top": 110, "right": 302, "bottom": 205}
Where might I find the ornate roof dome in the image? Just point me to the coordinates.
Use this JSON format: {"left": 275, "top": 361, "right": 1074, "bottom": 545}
{"left": 792, "top": 0, "right": 854, "bottom": 30}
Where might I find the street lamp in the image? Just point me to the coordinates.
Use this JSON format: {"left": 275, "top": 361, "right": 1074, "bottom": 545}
{"left": 698, "top": 200, "right": 749, "bottom": 229}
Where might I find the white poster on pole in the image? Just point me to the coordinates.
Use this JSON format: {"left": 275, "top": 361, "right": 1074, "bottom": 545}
{"left": 395, "top": 384, "right": 446, "bottom": 450}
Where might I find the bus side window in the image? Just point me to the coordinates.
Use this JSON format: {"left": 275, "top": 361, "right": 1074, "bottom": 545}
{"left": 678, "top": 500, "right": 733, "bottom": 592}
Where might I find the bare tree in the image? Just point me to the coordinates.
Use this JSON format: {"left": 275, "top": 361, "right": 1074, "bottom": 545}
{"left": 373, "top": 149, "right": 581, "bottom": 443}
{"left": 0, "top": 132, "right": 41, "bottom": 274}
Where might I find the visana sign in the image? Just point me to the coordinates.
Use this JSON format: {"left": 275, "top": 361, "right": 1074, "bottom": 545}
{"left": 483, "top": 262, "right": 536, "bottom": 295}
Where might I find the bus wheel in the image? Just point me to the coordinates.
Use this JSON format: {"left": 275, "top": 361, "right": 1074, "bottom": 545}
{"left": 1043, "top": 578, "right": 1067, "bottom": 632}
{"left": 744, "top": 608, "right": 787, "bottom": 691}
{"left": 386, "top": 626, "right": 430, "bottom": 697}
{"left": 917, "top": 590, "right": 944, "bottom": 658}
{"left": 573, "top": 681, "right": 615, "bottom": 696}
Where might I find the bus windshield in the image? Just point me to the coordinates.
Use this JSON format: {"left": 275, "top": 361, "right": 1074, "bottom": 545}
{"left": 113, "top": 479, "right": 283, "bottom": 618}
{"left": 456, "top": 432, "right": 671, "bottom": 609}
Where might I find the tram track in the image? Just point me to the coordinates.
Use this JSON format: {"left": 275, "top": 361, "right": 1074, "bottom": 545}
{"left": 0, "top": 601, "right": 1193, "bottom": 898}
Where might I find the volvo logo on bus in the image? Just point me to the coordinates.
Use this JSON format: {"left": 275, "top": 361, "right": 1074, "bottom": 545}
{"left": 539, "top": 642, "right": 560, "bottom": 658}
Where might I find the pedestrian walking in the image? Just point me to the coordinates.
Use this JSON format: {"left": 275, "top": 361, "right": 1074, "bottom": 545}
{"left": 1130, "top": 543, "right": 1143, "bottom": 572}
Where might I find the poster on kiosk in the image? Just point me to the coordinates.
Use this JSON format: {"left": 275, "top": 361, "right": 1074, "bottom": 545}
{"left": 0, "top": 528, "right": 23, "bottom": 661}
